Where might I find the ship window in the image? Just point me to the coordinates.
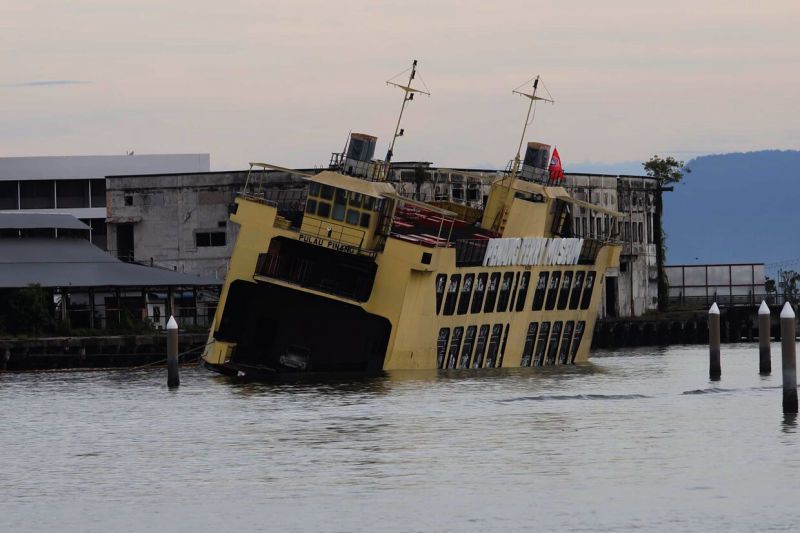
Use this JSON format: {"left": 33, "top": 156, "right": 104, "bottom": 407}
{"left": 470, "top": 273, "right": 488, "bottom": 314}
{"left": 497, "top": 324, "right": 510, "bottom": 367}
{"left": 571, "top": 321, "right": 586, "bottom": 363}
{"left": 484, "top": 324, "right": 503, "bottom": 368}
{"left": 309, "top": 182, "right": 321, "bottom": 196}
{"left": 515, "top": 272, "right": 531, "bottom": 312}
{"left": 457, "top": 273, "right": 474, "bottom": 315}
{"left": 446, "top": 327, "right": 464, "bottom": 369}
{"left": 520, "top": 322, "right": 538, "bottom": 367}
{"left": 435, "top": 274, "right": 447, "bottom": 314}
{"left": 349, "top": 192, "right": 363, "bottom": 208}
{"left": 335, "top": 188, "right": 347, "bottom": 204}
{"left": 472, "top": 325, "right": 490, "bottom": 368}
{"left": 320, "top": 185, "right": 334, "bottom": 200}
{"left": 305, "top": 199, "right": 317, "bottom": 214}
{"left": 570, "top": 271, "right": 585, "bottom": 310}
{"left": 557, "top": 271, "right": 573, "bottom": 310}
{"left": 534, "top": 322, "right": 550, "bottom": 367}
{"left": 363, "top": 196, "right": 375, "bottom": 210}
{"left": 496, "top": 272, "right": 514, "bottom": 312}
{"left": 346, "top": 209, "right": 360, "bottom": 225}
{"left": 580, "top": 271, "right": 596, "bottom": 310}
{"left": 332, "top": 202, "right": 346, "bottom": 222}
{"left": 317, "top": 202, "right": 331, "bottom": 218}
{"left": 532, "top": 272, "right": 548, "bottom": 311}
{"left": 443, "top": 274, "right": 461, "bottom": 315}
{"left": 459, "top": 326, "right": 477, "bottom": 368}
{"left": 483, "top": 273, "right": 501, "bottom": 313}
{"left": 436, "top": 328, "right": 450, "bottom": 369}
{"left": 545, "top": 271, "right": 561, "bottom": 310}
{"left": 559, "top": 321, "right": 575, "bottom": 364}
{"left": 546, "top": 321, "right": 562, "bottom": 365}
{"left": 359, "top": 213, "right": 371, "bottom": 228}
{"left": 508, "top": 272, "right": 520, "bottom": 311}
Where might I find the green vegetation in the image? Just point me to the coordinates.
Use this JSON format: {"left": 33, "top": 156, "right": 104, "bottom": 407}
{"left": 643, "top": 155, "right": 691, "bottom": 311}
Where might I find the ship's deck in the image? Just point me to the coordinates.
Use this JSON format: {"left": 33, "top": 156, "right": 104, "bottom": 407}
{"left": 389, "top": 203, "right": 495, "bottom": 247}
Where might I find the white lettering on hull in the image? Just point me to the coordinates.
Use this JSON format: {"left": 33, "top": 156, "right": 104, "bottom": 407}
{"left": 482, "top": 237, "right": 584, "bottom": 267}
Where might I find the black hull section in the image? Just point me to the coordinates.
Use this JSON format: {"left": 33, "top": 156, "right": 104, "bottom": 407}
{"left": 213, "top": 280, "right": 391, "bottom": 374}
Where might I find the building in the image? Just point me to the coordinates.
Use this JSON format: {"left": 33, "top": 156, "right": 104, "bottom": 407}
{"left": 0, "top": 154, "right": 210, "bottom": 249}
{"left": 105, "top": 169, "right": 306, "bottom": 278}
{"left": 665, "top": 263, "right": 766, "bottom": 308}
{"left": 0, "top": 213, "right": 220, "bottom": 332}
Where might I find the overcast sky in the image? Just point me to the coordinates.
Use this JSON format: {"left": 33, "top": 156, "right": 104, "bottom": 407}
{"left": 2, "top": 0, "right": 799, "bottom": 171}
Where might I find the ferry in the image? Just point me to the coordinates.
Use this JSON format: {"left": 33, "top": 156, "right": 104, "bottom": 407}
{"left": 202, "top": 64, "right": 622, "bottom": 377}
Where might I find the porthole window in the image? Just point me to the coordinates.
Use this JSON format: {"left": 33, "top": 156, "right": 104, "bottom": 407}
{"left": 483, "top": 272, "right": 501, "bottom": 313}
{"left": 532, "top": 272, "right": 548, "bottom": 311}
{"left": 570, "top": 271, "right": 585, "bottom": 310}
{"left": 472, "top": 325, "right": 490, "bottom": 368}
{"left": 534, "top": 322, "right": 550, "bottom": 366}
{"left": 443, "top": 275, "right": 461, "bottom": 316}
{"left": 515, "top": 272, "right": 531, "bottom": 312}
{"left": 457, "top": 274, "right": 474, "bottom": 315}
{"left": 436, "top": 328, "right": 450, "bottom": 369}
{"left": 471, "top": 273, "right": 488, "bottom": 314}
{"left": 545, "top": 271, "right": 561, "bottom": 310}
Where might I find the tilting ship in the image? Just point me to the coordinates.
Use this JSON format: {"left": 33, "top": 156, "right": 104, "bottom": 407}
{"left": 202, "top": 64, "right": 622, "bottom": 377}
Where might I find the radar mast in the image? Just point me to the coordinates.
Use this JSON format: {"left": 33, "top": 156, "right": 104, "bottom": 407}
{"left": 382, "top": 59, "right": 430, "bottom": 181}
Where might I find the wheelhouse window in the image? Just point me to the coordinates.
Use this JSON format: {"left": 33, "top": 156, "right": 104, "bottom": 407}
{"left": 520, "top": 322, "right": 538, "bottom": 367}
{"left": 570, "top": 271, "right": 585, "bottom": 310}
{"left": 546, "top": 321, "right": 562, "bottom": 365}
{"left": 545, "top": 271, "right": 562, "bottom": 310}
{"left": 532, "top": 272, "right": 548, "bottom": 311}
{"left": 557, "top": 271, "right": 573, "bottom": 310}
{"left": 472, "top": 325, "right": 490, "bottom": 368}
{"left": 305, "top": 198, "right": 317, "bottom": 214}
{"left": 346, "top": 209, "right": 360, "bottom": 225}
{"left": 483, "top": 273, "right": 501, "bottom": 313}
{"left": 459, "top": 326, "right": 477, "bottom": 368}
{"left": 457, "top": 274, "right": 474, "bottom": 315}
{"left": 515, "top": 272, "right": 531, "bottom": 312}
{"left": 581, "top": 271, "right": 596, "bottom": 310}
{"left": 359, "top": 213, "right": 371, "bottom": 228}
{"left": 534, "top": 322, "right": 550, "bottom": 367}
{"left": 484, "top": 324, "right": 503, "bottom": 368}
{"left": 471, "top": 273, "right": 488, "bottom": 313}
{"left": 496, "top": 272, "right": 514, "bottom": 312}
{"left": 320, "top": 184, "right": 334, "bottom": 200}
{"left": 435, "top": 274, "right": 446, "bottom": 315}
{"left": 443, "top": 275, "right": 461, "bottom": 316}
{"left": 446, "top": 327, "right": 464, "bottom": 369}
{"left": 317, "top": 202, "right": 331, "bottom": 218}
{"left": 436, "top": 328, "right": 450, "bottom": 369}
{"left": 559, "top": 321, "right": 575, "bottom": 364}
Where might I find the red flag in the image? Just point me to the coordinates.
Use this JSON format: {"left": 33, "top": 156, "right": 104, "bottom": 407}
{"left": 549, "top": 147, "right": 564, "bottom": 182}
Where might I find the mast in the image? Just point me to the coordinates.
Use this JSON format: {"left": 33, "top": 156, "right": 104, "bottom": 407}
{"left": 382, "top": 59, "right": 430, "bottom": 181}
{"left": 510, "top": 75, "right": 554, "bottom": 180}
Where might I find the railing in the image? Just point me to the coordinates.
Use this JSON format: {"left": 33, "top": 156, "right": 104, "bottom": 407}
{"left": 60, "top": 305, "right": 216, "bottom": 331}
{"left": 667, "top": 293, "right": 786, "bottom": 309}
{"left": 455, "top": 239, "right": 489, "bottom": 267}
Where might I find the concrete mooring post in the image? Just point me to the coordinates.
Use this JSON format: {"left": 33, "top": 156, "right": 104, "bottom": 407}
{"left": 758, "top": 300, "right": 771, "bottom": 375}
{"left": 709, "top": 302, "right": 721, "bottom": 381}
{"left": 167, "top": 315, "right": 180, "bottom": 388}
{"left": 780, "top": 303, "right": 797, "bottom": 414}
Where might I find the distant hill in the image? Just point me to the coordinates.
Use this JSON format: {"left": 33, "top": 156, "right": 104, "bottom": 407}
{"left": 663, "top": 150, "right": 800, "bottom": 270}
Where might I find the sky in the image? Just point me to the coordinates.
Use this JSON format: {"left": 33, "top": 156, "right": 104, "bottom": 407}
{"left": 2, "top": 0, "right": 799, "bottom": 171}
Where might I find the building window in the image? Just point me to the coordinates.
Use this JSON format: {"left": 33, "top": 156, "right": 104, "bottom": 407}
{"left": 532, "top": 271, "right": 548, "bottom": 311}
{"left": 196, "top": 231, "right": 226, "bottom": 247}
{"left": 436, "top": 328, "right": 450, "bottom": 369}
{"left": 56, "top": 180, "right": 89, "bottom": 208}
{"left": 545, "top": 271, "right": 561, "bottom": 310}
{"left": 90, "top": 179, "right": 106, "bottom": 207}
{"left": 581, "top": 271, "right": 596, "bottom": 310}
{"left": 472, "top": 325, "right": 490, "bottom": 368}
{"left": 446, "top": 327, "right": 464, "bottom": 369}
{"left": 520, "top": 322, "right": 539, "bottom": 367}
{"left": 457, "top": 274, "right": 474, "bottom": 315}
{"left": 471, "top": 273, "right": 488, "bottom": 313}
{"left": 459, "top": 326, "right": 477, "bottom": 368}
{"left": 20, "top": 180, "right": 54, "bottom": 209}
{"left": 0, "top": 182, "right": 17, "bottom": 209}
{"left": 515, "top": 272, "right": 531, "bottom": 312}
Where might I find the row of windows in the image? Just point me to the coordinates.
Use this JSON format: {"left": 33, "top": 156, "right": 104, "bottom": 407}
{"left": 305, "top": 198, "right": 371, "bottom": 228}
{"left": 437, "top": 324, "right": 510, "bottom": 369}
{"left": 435, "top": 270, "right": 596, "bottom": 316}
{"left": 306, "top": 182, "right": 381, "bottom": 228}
{"left": 0, "top": 179, "right": 107, "bottom": 210}
{"left": 519, "top": 320, "right": 586, "bottom": 367}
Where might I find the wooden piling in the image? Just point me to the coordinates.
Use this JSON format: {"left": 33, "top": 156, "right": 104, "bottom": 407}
{"left": 167, "top": 316, "right": 180, "bottom": 388}
{"left": 758, "top": 300, "right": 771, "bottom": 375}
{"left": 709, "top": 303, "right": 721, "bottom": 380}
{"left": 780, "top": 303, "right": 797, "bottom": 414}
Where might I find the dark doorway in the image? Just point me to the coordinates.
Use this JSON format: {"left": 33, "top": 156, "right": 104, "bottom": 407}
{"left": 116, "top": 224, "right": 134, "bottom": 262}
{"left": 605, "top": 276, "right": 618, "bottom": 318}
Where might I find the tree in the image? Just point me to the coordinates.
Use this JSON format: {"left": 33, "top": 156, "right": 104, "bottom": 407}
{"left": 643, "top": 155, "right": 691, "bottom": 311}
{"left": 4, "top": 284, "right": 54, "bottom": 335}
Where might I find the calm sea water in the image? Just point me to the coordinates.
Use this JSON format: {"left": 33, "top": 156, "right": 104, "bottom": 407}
{"left": 2, "top": 344, "right": 799, "bottom": 532}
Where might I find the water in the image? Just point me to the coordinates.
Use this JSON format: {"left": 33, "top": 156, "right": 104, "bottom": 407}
{"left": 2, "top": 344, "right": 800, "bottom": 532}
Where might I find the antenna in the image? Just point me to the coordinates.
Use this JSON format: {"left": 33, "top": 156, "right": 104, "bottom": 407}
{"left": 509, "top": 75, "right": 554, "bottom": 179}
{"left": 383, "top": 59, "right": 430, "bottom": 180}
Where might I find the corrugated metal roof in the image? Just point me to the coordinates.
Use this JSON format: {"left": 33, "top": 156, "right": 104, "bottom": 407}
{"left": 0, "top": 238, "right": 221, "bottom": 288}
{"left": 0, "top": 213, "right": 90, "bottom": 230}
